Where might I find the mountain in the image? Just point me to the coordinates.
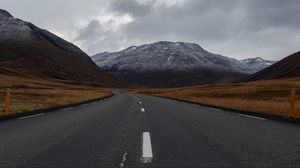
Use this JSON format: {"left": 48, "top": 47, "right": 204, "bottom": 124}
{"left": 0, "top": 9, "right": 118, "bottom": 87}
{"left": 92, "top": 41, "right": 266, "bottom": 88}
{"left": 239, "top": 57, "right": 276, "bottom": 74}
{"left": 246, "top": 51, "right": 300, "bottom": 81}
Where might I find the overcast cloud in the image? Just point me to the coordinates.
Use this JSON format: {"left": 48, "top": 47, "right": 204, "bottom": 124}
{"left": 1, "top": 0, "right": 300, "bottom": 60}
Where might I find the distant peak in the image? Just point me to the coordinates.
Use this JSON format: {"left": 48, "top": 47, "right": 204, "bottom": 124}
{"left": 128, "top": 46, "right": 137, "bottom": 49}
{"left": 148, "top": 41, "right": 204, "bottom": 49}
{"left": 145, "top": 41, "right": 173, "bottom": 46}
{"left": 253, "top": 57, "right": 263, "bottom": 60}
{"left": 241, "top": 57, "right": 265, "bottom": 61}
{"left": 151, "top": 41, "right": 198, "bottom": 46}
{"left": 0, "top": 9, "right": 13, "bottom": 18}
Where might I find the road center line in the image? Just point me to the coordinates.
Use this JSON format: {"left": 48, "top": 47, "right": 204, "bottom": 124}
{"left": 141, "top": 108, "right": 145, "bottom": 112}
{"left": 139, "top": 101, "right": 142, "bottom": 104}
{"left": 18, "top": 113, "right": 44, "bottom": 120}
{"left": 142, "top": 132, "right": 153, "bottom": 163}
{"left": 239, "top": 114, "right": 266, "bottom": 121}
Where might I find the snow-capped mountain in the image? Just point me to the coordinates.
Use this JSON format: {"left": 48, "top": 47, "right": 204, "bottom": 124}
{"left": 240, "top": 57, "right": 276, "bottom": 74}
{"left": 94, "top": 42, "right": 246, "bottom": 72}
{"left": 0, "top": 9, "right": 118, "bottom": 86}
{"left": 92, "top": 41, "right": 273, "bottom": 87}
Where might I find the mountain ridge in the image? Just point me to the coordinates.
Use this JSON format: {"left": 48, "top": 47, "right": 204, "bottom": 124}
{"left": 92, "top": 41, "right": 274, "bottom": 87}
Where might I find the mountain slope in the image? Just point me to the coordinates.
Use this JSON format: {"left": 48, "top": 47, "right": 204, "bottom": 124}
{"left": 0, "top": 9, "right": 118, "bottom": 87}
{"left": 92, "top": 41, "right": 253, "bottom": 87}
{"left": 246, "top": 51, "right": 300, "bottom": 81}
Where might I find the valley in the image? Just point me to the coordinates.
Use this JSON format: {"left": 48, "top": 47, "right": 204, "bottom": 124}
{"left": 0, "top": 4, "right": 300, "bottom": 167}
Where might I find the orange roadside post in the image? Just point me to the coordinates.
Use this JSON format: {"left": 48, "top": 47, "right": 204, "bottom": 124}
{"left": 5, "top": 88, "right": 11, "bottom": 116}
{"left": 288, "top": 88, "right": 296, "bottom": 118}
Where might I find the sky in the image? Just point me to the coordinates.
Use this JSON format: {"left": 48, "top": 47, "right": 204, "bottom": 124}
{"left": 1, "top": 0, "right": 300, "bottom": 60}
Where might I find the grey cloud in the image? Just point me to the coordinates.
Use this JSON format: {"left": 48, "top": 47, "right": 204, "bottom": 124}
{"left": 76, "top": 20, "right": 105, "bottom": 41}
{"left": 123, "top": 0, "right": 289, "bottom": 40}
{"left": 122, "top": 0, "right": 244, "bottom": 44}
{"left": 75, "top": 19, "right": 126, "bottom": 54}
{"left": 1, "top": 0, "right": 299, "bottom": 60}
{"left": 114, "top": 0, "right": 300, "bottom": 60}
{"left": 110, "top": 0, "right": 155, "bottom": 17}
{"left": 239, "top": 0, "right": 300, "bottom": 31}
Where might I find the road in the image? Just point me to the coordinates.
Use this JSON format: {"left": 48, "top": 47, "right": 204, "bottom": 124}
{"left": 0, "top": 91, "right": 300, "bottom": 167}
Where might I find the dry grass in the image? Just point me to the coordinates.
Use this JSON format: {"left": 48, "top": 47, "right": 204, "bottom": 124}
{"left": 134, "top": 78, "right": 300, "bottom": 118}
{"left": 0, "top": 74, "right": 112, "bottom": 116}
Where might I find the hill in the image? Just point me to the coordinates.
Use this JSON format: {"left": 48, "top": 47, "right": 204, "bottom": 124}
{"left": 0, "top": 9, "right": 118, "bottom": 87}
{"left": 247, "top": 51, "right": 300, "bottom": 81}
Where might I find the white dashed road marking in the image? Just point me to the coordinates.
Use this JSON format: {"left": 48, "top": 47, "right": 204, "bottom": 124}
{"left": 141, "top": 108, "right": 145, "bottom": 112}
{"left": 142, "top": 132, "right": 153, "bottom": 163}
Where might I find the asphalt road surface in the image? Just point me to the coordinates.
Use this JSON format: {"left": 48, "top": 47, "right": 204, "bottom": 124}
{"left": 0, "top": 91, "right": 300, "bottom": 167}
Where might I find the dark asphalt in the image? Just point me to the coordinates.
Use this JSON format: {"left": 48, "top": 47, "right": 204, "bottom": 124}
{"left": 0, "top": 91, "right": 300, "bottom": 167}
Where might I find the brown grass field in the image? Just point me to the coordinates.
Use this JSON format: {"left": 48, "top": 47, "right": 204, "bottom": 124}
{"left": 134, "top": 78, "right": 300, "bottom": 118}
{"left": 2, "top": 72, "right": 300, "bottom": 119}
{"left": 0, "top": 74, "right": 112, "bottom": 116}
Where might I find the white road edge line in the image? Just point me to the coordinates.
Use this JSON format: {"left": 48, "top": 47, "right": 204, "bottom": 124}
{"left": 141, "top": 108, "right": 145, "bottom": 112}
{"left": 18, "top": 113, "right": 44, "bottom": 120}
{"left": 239, "top": 114, "right": 266, "bottom": 121}
{"left": 208, "top": 107, "right": 222, "bottom": 111}
{"left": 62, "top": 107, "right": 73, "bottom": 110}
{"left": 142, "top": 132, "right": 153, "bottom": 163}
